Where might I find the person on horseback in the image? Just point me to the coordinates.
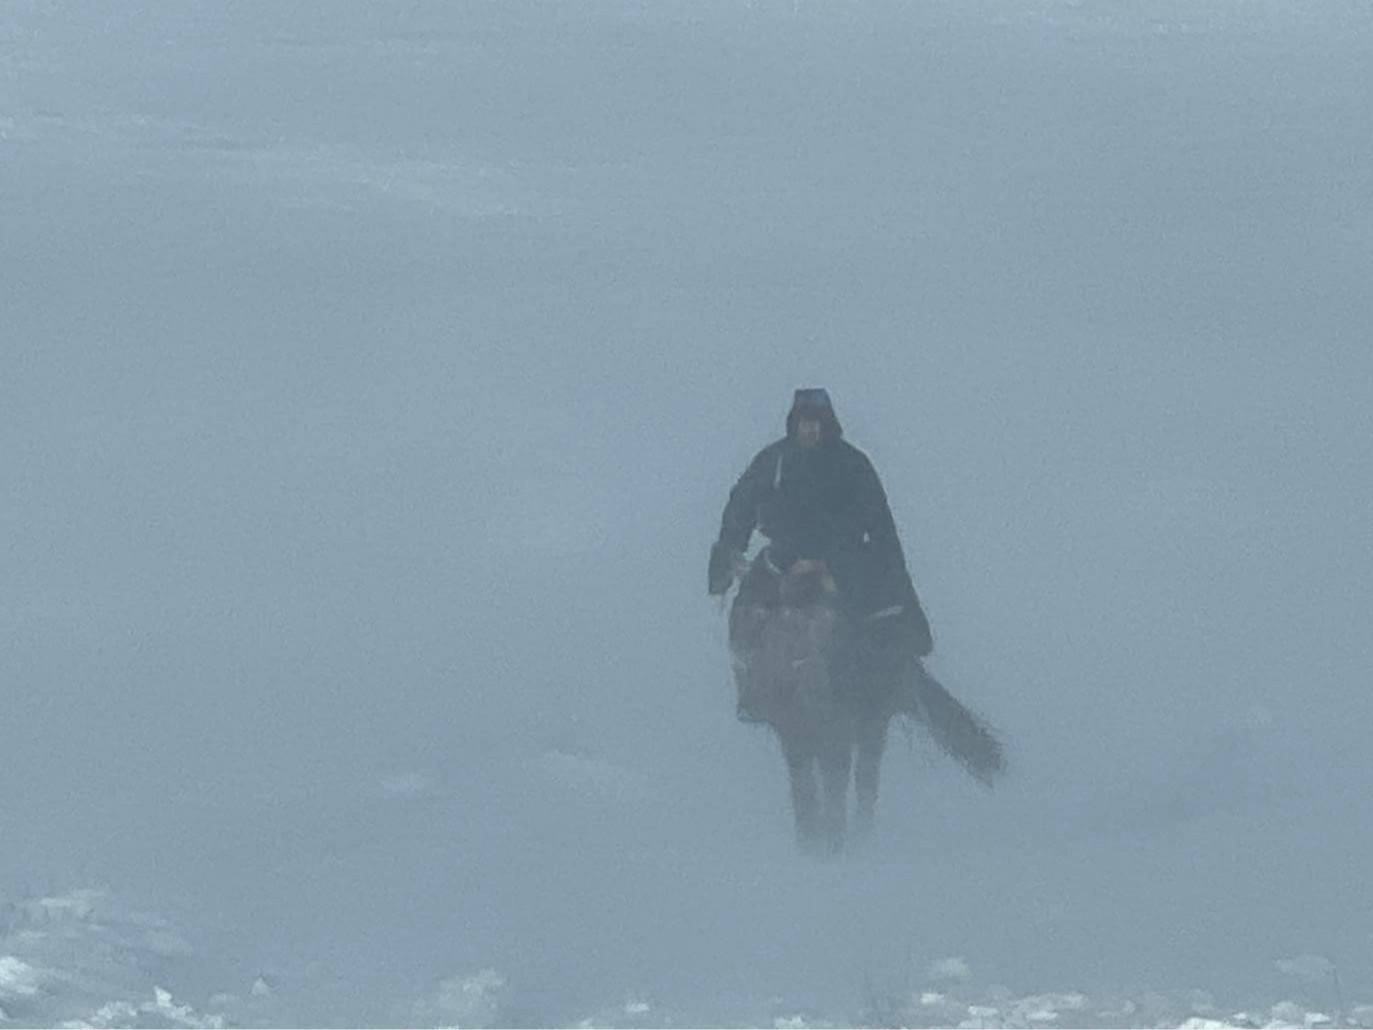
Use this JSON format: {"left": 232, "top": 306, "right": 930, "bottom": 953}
{"left": 708, "top": 388, "right": 933, "bottom": 722}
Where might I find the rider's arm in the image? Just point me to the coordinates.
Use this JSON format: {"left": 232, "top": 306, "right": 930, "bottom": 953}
{"left": 709, "top": 447, "right": 774, "bottom": 594}
{"left": 716, "top": 446, "right": 773, "bottom": 554}
{"left": 854, "top": 451, "right": 908, "bottom": 565}
{"left": 854, "top": 450, "right": 933, "bottom": 654}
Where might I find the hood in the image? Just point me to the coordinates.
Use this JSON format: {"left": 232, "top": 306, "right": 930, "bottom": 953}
{"left": 785, "top": 387, "right": 844, "bottom": 440}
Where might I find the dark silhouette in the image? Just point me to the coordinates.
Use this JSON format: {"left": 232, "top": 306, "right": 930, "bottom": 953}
{"left": 712, "top": 390, "right": 1006, "bottom": 851}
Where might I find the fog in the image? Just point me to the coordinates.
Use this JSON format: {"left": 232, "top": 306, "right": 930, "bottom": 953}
{"left": 3, "top": 1, "right": 1372, "bottom": 1026}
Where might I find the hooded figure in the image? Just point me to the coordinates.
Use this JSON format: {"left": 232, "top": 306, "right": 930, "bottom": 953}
{"left": 709, "top": 390, "right": 933, "bottom": 697}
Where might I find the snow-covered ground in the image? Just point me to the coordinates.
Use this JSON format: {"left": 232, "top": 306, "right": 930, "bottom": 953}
{"left": 3, "top": 734, "right": 1372, "bottom": 1026}
{"left": 2, "top": 884, "right": 1370, "bottom": 1027}
{"left": 3, "top": 1, "right": 1372, "bottom": 1026}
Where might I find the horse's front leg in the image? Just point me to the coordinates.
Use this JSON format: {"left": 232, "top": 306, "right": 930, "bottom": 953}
{"left": 852, "top": 711, "right": 890, "bottom": 846}
{"left": 782, "top": 739, "right": 821, "bottom": 852}
{"left": 816, "top": 742, "right": 851, "bottom": 856}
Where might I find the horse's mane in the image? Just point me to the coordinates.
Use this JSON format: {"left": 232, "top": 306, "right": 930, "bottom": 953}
{"left": 778, "top": 559, "right": 837, "bottom": 610}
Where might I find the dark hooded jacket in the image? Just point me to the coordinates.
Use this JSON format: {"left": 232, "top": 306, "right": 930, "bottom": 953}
{"left": 712, "top": 391, "right": 932, "bottom": 657}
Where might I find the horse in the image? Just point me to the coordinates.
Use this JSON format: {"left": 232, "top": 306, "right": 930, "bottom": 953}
{"left": 730, "top": 558, "right": 897, "bottom": 854}
{"left": 730, "top": 557, "right": 1007, "bottom": 855}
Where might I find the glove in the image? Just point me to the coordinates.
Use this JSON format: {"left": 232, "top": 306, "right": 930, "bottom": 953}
{"left": 708, "top": 542, "right": 744, "bottom": 596}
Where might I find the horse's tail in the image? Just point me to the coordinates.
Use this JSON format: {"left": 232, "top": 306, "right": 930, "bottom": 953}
{"left": 906, "top": 662, "right": 1007, "bottom": 787}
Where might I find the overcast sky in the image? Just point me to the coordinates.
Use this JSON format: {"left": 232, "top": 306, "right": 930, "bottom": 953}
{"left": 3, "top": 1, "right": 1372, "bottom": 1024}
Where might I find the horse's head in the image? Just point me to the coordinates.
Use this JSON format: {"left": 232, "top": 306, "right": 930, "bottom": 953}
{"left": 779, "top": 559, "right": 837, "bottom": 610}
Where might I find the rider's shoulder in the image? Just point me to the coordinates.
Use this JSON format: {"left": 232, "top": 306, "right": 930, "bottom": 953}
{"left": 835, "top": 438, "right": 876, "bottom": 468}
{"left": 748, "top": 438, "right": 790, "bottom": 467}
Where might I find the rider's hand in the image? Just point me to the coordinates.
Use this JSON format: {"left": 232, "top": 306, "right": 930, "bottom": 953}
{"left": 730, "top": 549, "right": 750, "bottom": 580}
{"left": 708, "top": 543, "right": 744, "bottom": 596}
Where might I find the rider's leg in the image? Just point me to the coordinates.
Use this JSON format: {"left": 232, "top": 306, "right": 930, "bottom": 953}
{"left": 730, "top": 561, "right": 780, "bottom": 722}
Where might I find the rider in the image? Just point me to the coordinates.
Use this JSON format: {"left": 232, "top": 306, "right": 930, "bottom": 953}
{"left": 708, "top": 388, "right": 932, "bottom": 721}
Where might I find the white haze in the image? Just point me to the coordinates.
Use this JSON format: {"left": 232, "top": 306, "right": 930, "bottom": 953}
{"left": 2, "top": 1, "right": 1372, "bottom": 1025}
